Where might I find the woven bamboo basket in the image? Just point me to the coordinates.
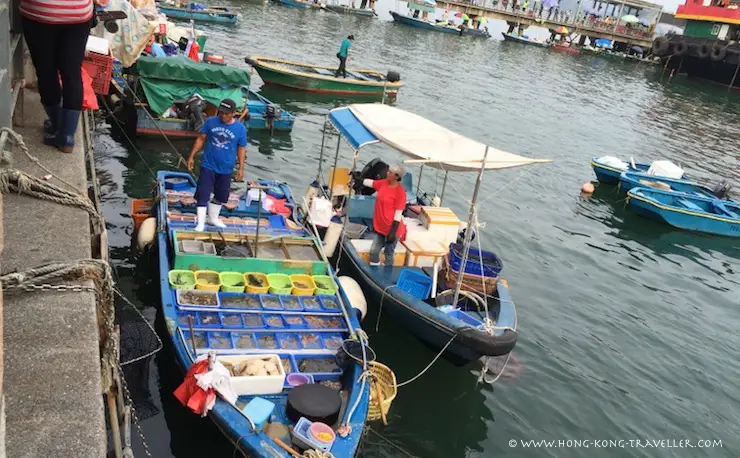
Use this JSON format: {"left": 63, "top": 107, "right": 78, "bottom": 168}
{"left": 367, "top": 361, "right": 397, "bottom": 422}
{"left": 441, "top": 257, "right": 497, "bottom": 297}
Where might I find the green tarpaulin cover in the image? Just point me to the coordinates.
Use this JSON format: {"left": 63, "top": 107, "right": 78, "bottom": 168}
{"left": 137, "top": 56, "right": 250, "bottom": 115}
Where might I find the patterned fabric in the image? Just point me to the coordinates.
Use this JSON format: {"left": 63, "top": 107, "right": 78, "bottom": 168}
{"left": 91, "top": 0, "right": 154, "bottom": 67}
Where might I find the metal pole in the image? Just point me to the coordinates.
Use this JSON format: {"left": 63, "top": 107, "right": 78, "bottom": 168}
{"left": 416, "top": 164, "right": 424, "bottom": 196}
{"left": 452, "top": 146, "right": 489, "bottom": 307}
{"left": 255, "top": 188, "right": 262, "bottom": 259}
{"left": 440, "top": 170, "right": 449, "bottom": 205}
{"left": 729, "top": 60, "right": 740, "bottom": 91}
{"left": 613, "top": 0, "right": 624, "bottom": 33}
{"left": 328, "top": 134, "right": 342, "bottom": 200}
{"left": 317, "top": 119, "right": 328, "bottom": 181}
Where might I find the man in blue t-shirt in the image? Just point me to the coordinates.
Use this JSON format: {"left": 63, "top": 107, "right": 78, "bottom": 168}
{"left": 334, "top": 34, "right": 354, "bottom": 78}
{"left": 186, "top": 98, "right": 248, "bottom": 231}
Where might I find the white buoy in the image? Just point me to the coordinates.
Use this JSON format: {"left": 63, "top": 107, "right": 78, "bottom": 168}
{"left": 338, "top": 276, "right": 367, "bottom": 321}
{"left": 136, "top": 217, "right": 156, "bottom": 251}
{"left": 323, "top": 218, "right": 343, "bottom": 257}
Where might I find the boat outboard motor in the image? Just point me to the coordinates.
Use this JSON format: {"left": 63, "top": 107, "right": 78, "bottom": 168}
{"left": 385, "top": 71, "right": 401, "bottom": 83}
{"left": 266, "top": 104, "right": 279, "bottom": 132}
{"left": 174, "top": 94, "right": 206, "bottom": 131}
{"left": 351, "top": 158, "right": 388, "bottom": 195}
{"left": 712, "top": 180, "right": 732, "bottom": 199}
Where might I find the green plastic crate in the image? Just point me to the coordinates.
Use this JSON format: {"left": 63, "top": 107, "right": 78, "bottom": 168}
{"left": 220, "top": 272, "right": 245, "bottom": 293}
{"left": 267, "top": 273, "right": 293, "bottom": 295}
{"left": 311, "top": 275, "right": 336, "bottom": 295}
{"left": 168, "top": 270, "right": 196, "bottom": 290}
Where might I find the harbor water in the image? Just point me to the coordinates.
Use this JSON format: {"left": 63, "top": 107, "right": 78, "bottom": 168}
{"left": 102, "top": 2, "right": 740, "bottom": 456}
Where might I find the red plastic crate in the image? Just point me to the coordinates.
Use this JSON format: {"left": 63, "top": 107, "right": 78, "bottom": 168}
{"left": 81, "top": 51, "right": 113, "bottom": 95}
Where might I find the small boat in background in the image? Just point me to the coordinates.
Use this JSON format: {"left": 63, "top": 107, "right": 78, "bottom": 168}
{"left": 158, "top": 3, "right": 239, "bottom": 23}
{"left": 389, "top": 11, "right": 490, "bottom": 38}
{"left": 618, "top": 171, "right": 716, "bottom": 198}
{"left": 325, "top": 3, "right": 375, "bottom": 16}
{"left": 277, "top": 0, "right": 325, "bottom": 8}
{"left": 627, "top": 187, "right": 740, "bottom": 237}
{"left": 245, "top": 56, "right": 402, "bottom": 97}
{"left": 591, "top": 156, "right": 649, "bottom": 184}
{"left": 501, "top": 32, "right": 550, "bottom": 48}
{"left": 551, "top": 44, "right": 581, "bottom": 54}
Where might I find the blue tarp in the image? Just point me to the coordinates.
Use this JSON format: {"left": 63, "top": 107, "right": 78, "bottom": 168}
{"left": 328, "top": 107, "right": 379, "bottom": 151}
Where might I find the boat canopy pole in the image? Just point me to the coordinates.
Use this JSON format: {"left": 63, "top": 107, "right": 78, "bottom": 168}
{"left": 416, "top": 164, "right": 424, "bottom": 196}
{"left": 317, "top": 119, "right": 328, "bottom": 182}
{"left": 440, "top": 170, "right": 449, "bottom": 205}
{"left": 452, "top": 146, "right": 489, "bottom": 307}
{"left": 328, "top": 131, "right": 342, "bottom": 200}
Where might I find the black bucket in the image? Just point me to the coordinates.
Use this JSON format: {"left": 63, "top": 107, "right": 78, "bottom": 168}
{"left": 335, "top": 339, "right": 376, "bottom": 370}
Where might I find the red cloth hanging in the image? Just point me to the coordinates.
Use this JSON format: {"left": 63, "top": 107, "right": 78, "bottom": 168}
{"left": 264, "top": 195, "right": 291, "bottom": 216}
{"left": 81, "top": 67, "right": 99, "bottom": 110}
{"left": 173, "top": 359, "right": 214, "bottom": 415}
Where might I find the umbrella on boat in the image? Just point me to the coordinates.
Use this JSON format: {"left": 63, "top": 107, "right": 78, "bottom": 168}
{"left": 621, "top": 14, "right": 639, "bottom": 23}
{"left": 594, "top": 38, "right": 612, "bottom": 48}
{"left": 555, "top": 26, "right": 568, "bottom": 34}
{"left": 454, "top": 12, "right": 470, "bottom": 21}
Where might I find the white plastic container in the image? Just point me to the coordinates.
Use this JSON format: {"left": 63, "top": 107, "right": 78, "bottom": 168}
{"left": 217, "top": 354, "right": 286, "bottom": 396}
{"left": 647, "top": 160, "right": 684, "bottom": 179}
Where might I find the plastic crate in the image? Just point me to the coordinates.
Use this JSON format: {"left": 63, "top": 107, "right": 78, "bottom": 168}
{"left": 280, "top": 295, "right": 304, "bottom": 311}
{"left": 168, "top": 270, "right": 195, "bottom": 290}
{"left": 255, "top": 333, "right": 280, "bottom": 350}
{"left": 300, "top": 297, "right": 322, "bottom": 311}
{"left": 219, "top": 312, "right": 244, "bottom": 328}
{"left": 242, "top": 313, "right": 265, "bottom": 328}
{"left": 130, "top": 198, "right": 153, "bottom": 231}
{"left": 290, "top": 274, "right": 316, "bottom": 296}
{"left": 444, "top": 309, "right": 484, "bottom": 327}
{"left": 263, "top": 314, "right": 287, "bottom": 329}
{"left": 232, "top": 332, "right": 257, "bottom": 350}
{"left": 283, "top": 315, "right": 307, "bottom": 329}
{"left": 447, "top": 243, "right": 504, "bottom": 279}
{"left": 82, "top": 51, "right": 113, "bottom": 95}
{"left": 293, "top": 354, "right": 343, "bottom": 381}
{"left": 312, "top": 275, "right": 336, "bottom": 295}
{"left": 260, "top": 294, "right": 284, "bottom": 311}
{"left": 196, "top": 311, "right": 221, "bottom": 328}
{"left": 244, "top": 272, "right": 270, "bottom": 294}
{"left": 220, "top": 272, "right": 246, "bottom": 293}
{"left": 298, "top": 333, "right": 322, "bottom": 350}
{"left": 318, "top": 295, "right": 341, "bottom": 312}
{"left": 276, "top": 332, "right": 302, "bottom": 350}
{"left": 396, "top": 269, "right": 433, "bottom": 300}
{"left": 220, "top": 293, "right": 263, "bottom": 310}
{"left": 267, "top": 273, "right": 293, "bottom": 295}
{"left": 321, "top": 333, "right": 344, "bottom": 350}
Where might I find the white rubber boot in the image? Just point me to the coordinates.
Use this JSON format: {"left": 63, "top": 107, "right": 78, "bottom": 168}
{"left": 194, "top": 206, "right": 207, "bottom": 232}
{"left": 207, "top": 202, "right": 227, "bottom": 228}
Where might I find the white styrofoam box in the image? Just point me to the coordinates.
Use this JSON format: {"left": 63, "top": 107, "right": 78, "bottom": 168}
{"left": 217, "top": 354, "right": 285, "bottom": 396}
{"left": 597, "top": 156, "right": 628, "bottom": 170}
{"left": 403, "top": 239, "right": 449, "bottom": 268}
{"left": 647, "top": 160, "right": 684, "bottom": 179}
{"left": 85, "top": 35, "right": 110, "bottom": 55}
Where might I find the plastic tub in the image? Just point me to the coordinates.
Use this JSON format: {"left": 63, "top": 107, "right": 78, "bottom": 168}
{"left": 283, "top": 315, "right": 307, "bottom": 329}
{"left": 263, "top": 314, "right": 287, "bottom": 329}
{"left": 300, "top": 297, "right": 322, "bottom": 311}
{"left": 277, "top": 333, "right": 302, "bottom": 350}
{"left": 320, "top": 333, "right": 344, "bottom": 351}
{"left": 290, "top": 275, "right": 316, "bottom": 296}
{"left": 244, "top": 272, "right": 270, "bottom": 294}
{"left": 312, "top": 275, "right": 336, "bottom": 296}
{"left": 396, "top": 268, "right": 433, "bottom": 300}
{"left": 208, "top": 331, "right": 233, "bottom": 350}
{"left": 220, "top": 293, "right": 262, "bottom": 310}
{"left": 232, "top": 332, "right": 257, "bottom": 350}
{"left": 286, "top": 373, "right": 313, "bottom": 387}
{"left": 168, "top": 270, "right": 196, "bottom": 290}
{"left": 294, "top": 355, "right": 342, "bottom": 376}
{"left": 182, "top": 331, "right": 208, "bottom": 351}
{"left": 196, "top": 311, "right": 221, "bottom": 327}
{"left": 220, "top": 272, "right": 246, "bottom": 293}
{"left": 176, "top": 289, "right": 219, "bottom": 307}
{"left": 309, "top": 422, "right": 336, "bottom": 446}
{"left": 256, "top": 333, "right": 280, "bottom": 350}
{"left": 298, "top": 333, "right": 322, "bottom": 350}
{"left": 267, "top": 274, "right": 293, "bottom": 295}
{"left": 260, "top": 295, "right": 284, "bottom": 311}
{"left": 318, "top": 295, "right": 341, "bottom": 312}
{"left": 195, "top": 270, "right": 221, "bottom": 291}
{"left": 280, "top": 296, "right": 304, "bottom": 311}
{"left": 219, "top": 312, "right": 244, "bottom": 328}
{"left": 242, "top": 313, "right": 265, "bottom": 328}
{"left": 130, "top": 198, "right": 153, "bottom": 231}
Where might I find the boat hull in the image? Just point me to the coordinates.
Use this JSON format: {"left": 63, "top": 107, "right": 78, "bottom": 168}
{"left": 501, "top": 32, "right": 549, "bottom": 48}
{"left": 135, "top": 108, "right": 295, "bottom": 137}
{"left": 590, "top": 157, "right": 649, "bottom": 184}
{"left": 336, "top": 240, "right": 517, "bottom": 365}
{"left": 390, "top": 12, "right": 490, "bottom": 37}
{"left": 551, "top": 44, "right": 581, "bottom": 54}
{"left": 326, "top": 4, "right": 375, "bottom": 15}
{"left": 158, "top": 6, "right": 238, "bottom": 23}
{"left": 618, "top": 172, "right": 713, "bottom": 197}
{"left": 277, "top": 0, "right": 319, "bottom": 8}
{"left": 247, "top": 57, "right": 401, "bottom": 96}
{"left": 627, "top": 188, "right": 740, "bottom": 237}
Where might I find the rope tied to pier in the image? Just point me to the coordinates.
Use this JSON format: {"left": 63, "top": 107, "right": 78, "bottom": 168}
{"left": 1, "top": 259, "right": 117, "bottom": 391}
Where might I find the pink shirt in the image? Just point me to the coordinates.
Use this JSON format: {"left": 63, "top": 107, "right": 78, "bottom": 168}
{"left": 20, "top": 0, "right": 94, "bottom": 24}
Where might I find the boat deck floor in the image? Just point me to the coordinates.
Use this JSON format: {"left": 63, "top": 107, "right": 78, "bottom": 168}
{"left": 273, "top": 62, "right": 384, "bottom": 82}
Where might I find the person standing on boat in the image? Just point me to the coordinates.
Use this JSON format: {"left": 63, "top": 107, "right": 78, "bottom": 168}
{"left": 363, "top": 164, "right": 407, "bottom": 267}
{"left": 186, "top": 98, "right": 247, "bottom": 232}
{"left": 335, "top": 35, "right": 354, "bottom": 79}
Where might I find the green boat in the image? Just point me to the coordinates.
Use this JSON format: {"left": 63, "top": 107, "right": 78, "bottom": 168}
{"left": 244, "top": 56, "right": 402, "bottom": 97}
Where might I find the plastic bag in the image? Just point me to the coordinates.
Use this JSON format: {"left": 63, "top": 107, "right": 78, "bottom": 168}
{"left": 309, "top": 196, "right": 333, "bottom": 228}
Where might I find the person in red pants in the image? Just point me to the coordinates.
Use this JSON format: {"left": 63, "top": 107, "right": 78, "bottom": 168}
{"left": 20, "top": 0, "right": 95, "bottom": 153}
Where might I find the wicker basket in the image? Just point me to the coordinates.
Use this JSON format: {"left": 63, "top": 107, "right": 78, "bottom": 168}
{"left": 441, "top": 257, "right": 497, "bottom": 297}
{"left": 367, "top": 361, "right": 397, "bottom": 422}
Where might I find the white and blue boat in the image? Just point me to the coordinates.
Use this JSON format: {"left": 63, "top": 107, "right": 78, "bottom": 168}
{"left": 390, "top": 11, "right": 491, "bottom": 38}
{"left": 158, "top": 4, "right": 239, "bottom": 24}
{"left": 627, "top": 187, "right": 740, "bottom": 237}
{"left": 618, "top": 171, "right": 716, "bottom": 198}
{"left": 591, "top": 156, "right": 650, "bottom": 184}
{"left": 310, "top": 104, "right": 549, "bottom": 366}
{"left": 501, "top": 32, "right": 550, "bottom": 48}
{"left": 154, "top": 170, "right": 370, "bottom": 456}
{"left": 277, "top": 0, "right": 324, "bottom": 8}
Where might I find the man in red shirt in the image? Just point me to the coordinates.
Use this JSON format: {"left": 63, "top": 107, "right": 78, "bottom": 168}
{"left": 363, "top": 164, "right": 407, "bottom": 266}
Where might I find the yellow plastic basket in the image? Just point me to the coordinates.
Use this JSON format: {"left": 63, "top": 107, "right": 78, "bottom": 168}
{"left": 367, "top": 361, "right": 397, "bottom": 422}
{"left": 194, "top": 270, "right": 221, "bottom": 291}
{"left": 290, "top": 274, "right": 316, "bottom": 296}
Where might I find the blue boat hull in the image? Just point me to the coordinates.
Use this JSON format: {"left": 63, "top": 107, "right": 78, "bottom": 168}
{"left": 278, "top": 0, "right": 317, "bottom": 8}
{"left": 591, "top": 157, "right": 649, "bottom": 184}
{"left": 627, "top": 187, "right": 740, "bottom": 237}
{"left": 159, "top": 6, "right": 238, "bottom": 23}
{"left": 390, "top": 12, "right": 490, "bottom": 38}
{"left": 155, "top": 171, "right": 369, "bottom": 457}
{"left": 501, "top": 32, "right": 550, "bottom": 47}
{"left": 336, "top": 240, "right": 517, "bottom": 365}
{"left": 618, "top": 171, "right": 714, "bottom": 197}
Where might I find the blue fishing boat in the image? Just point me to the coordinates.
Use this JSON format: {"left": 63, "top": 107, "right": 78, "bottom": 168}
{"left": 158, "top": 4, "right": 239, "bottom": 24}
{"left": 501, "top": 32, "right": 550, "bottom": 47}
{"left": 153, "top": 170, "right": 372, "bottom": 456}
{"left": 591, "top": 156, "right": 650, "bottom": 184}
{"left": 308, "top": 104, "right": 549, "bottom": 366}
{"left": 390, "top": 11, "right": 490, "bottom": 38}
{"left": 627, "top": 187, "right": 740, "bottom": 237}
{"left": 278, "top": 0, "right": 323, "bottom": 8}
{"left": 618, "top": 171, "right": 716, "bottom": 198}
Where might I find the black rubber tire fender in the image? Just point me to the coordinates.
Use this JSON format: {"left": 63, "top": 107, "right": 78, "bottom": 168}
{"left": 695, "top": 43, "right": 711, "bottom": 59}
{"left": 652, "top": 36, "right": 669, "bottom": 56}
{"left": 672, "top": 41, "right": 688, "bottom": 56}
{"left": 710, "top": 45, "right": 727, "bottom": 62}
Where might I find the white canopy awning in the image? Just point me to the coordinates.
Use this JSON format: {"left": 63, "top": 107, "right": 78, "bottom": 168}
{"left": 348, "top": 104, "right": 551, "bottom": 172}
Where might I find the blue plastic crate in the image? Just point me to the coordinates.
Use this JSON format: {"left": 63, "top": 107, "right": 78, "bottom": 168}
{"left": 255, "top": 332, "right": 280, "bottom": 350}
{"left": 176, "top": 311, "right": 197, "bottom": 327}
{"left": 260, "top": 294, "right": 284, "bottom": 311}
{"left": 207, "top": 331, "right": 233, "bottom": 350}
{"left": 220, "top": 293, "right": 263, "bottom": 311}
{"left": 182, "top": 331, "right": 208, "bottom": 351}
{"left": 241, "top": 313, "right": 266, "bottom": 329}
{"left": 280, "top": 295, "right": 304, "bottom": 312}
{"left": 321, "top": 333, "right": 344, "bottom": 351}
{"left": 318, "top": 295, "right": 342, "bottom": 313}
{"left": 196, "top": 311, "right": 221, "bottom": 328}
{"left": 293, "top": 354, "right": 343, "bottom": 381}
{"left": 396, "top": 269, "right": 433, "bottom": 300}
{"left": 447, "top": 243, "right": 504, "bottom": 278}
{"left": 268, "top": 215, "right": 287, "bottom": 230}
{"left": 444, "top": 309, "right": 484, "bottom": 327}
{"left": 231, "top": 332, "right": 257, "bottom": 350}
{"left": 276, "top": 332, "right": 302, "bottom": 350}
{"left": 219, "top": 312, "right": 244, "bottom": 328}
{"left": 277, "top": 353, "right": 298, "bottom": 374}
{"left": 263, "top": 314, "right": 287, "bottom": 329}
{"left": 298, "top": 333, "right": 322, "bottom": 350}
{"left": 300, "top": 296, "right": 322, "bottom": 311}
{"left": 283, "top": 315, "right": 307, "bottom": 329}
